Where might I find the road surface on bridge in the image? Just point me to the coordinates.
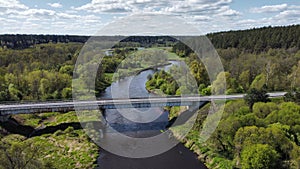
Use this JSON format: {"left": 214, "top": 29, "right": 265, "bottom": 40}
{"left": 0, "top": 92, "right": 286, "bottom": 115}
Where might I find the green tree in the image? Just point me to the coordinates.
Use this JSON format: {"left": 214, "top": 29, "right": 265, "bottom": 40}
{"left": 239, "top": 70, "right": 250, "bottom": 91}
{"left": 250, "top": 74, "right": 266, "bottom": 90}
{"left": 59, "top": 65, "right": 74, "bottom": 76}
{"left": 252, "top": 102, "right": 278, "bottom": 118}
{"left": 265, "top": 102, "right": 300, "bottom": 126}
{"left": 189, "top": 60, "right": 209, "bottom": 86}
{"left": 0, "top": 137, "right": 49, "bottom": 169}
{"left": 241, "top": 144, "right": 279, "bottom": 169}
{"left": 284, "top": 91, "right": 300, "bottom": 103}
{"left": 211, "top": 72, "right": 229, "bottom": 94}
{"left": 62, "top": 88, "right": 72, "bottom": 99}
{"left": 244, "top": 88, "right": 270, "bottom": 111}
{"left": 289, "top": 61, "right": 300, "bottom": 90}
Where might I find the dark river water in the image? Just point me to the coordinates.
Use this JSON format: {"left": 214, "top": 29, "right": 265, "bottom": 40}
{"left": 97, "top": 61, "right": 207, "bottom": 169}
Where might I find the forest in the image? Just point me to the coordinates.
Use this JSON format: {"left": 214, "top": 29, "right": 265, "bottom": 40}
{"left": 0, "top": 24, "right": 299, "bottom": 168}
{"left": 145, "top": 25, "right": 300, "bottom": 169}
{"left": 207, "top": 25, "right": 300, "bottom": 53}
{"left": 148, "top": 25, "right": 300, "bottom": 96}
{"left": 1, "top": 24, "right": 298, "bottom": 50}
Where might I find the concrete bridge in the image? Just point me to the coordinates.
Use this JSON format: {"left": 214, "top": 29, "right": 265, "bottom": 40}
{"left": 0, "top": 92, "right": 286, "bottom": 116}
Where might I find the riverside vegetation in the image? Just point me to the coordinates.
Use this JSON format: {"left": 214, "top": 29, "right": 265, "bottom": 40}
{"left": 145, "top": 25, "right": 300, "bottom": 169}
{"left": 0, "top": 39, "right": 182, "bottom": 168}
{"left": 0, "top": 25, "right": 299, "bottom": 168}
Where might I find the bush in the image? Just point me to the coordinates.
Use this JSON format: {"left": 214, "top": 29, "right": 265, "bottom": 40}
{"left": 241, "top": 144, "right": 279, "bottom": 169}
{"left": 253, "top": 102, "right": 278, "bottom": 118}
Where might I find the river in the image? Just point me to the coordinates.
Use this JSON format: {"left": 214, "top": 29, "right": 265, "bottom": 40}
{"left": 96, "top": 61, "right": 207, "bottom": 169}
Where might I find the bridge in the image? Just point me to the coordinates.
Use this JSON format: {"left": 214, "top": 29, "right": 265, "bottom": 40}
{"left": 0, "top": 92, "right": 286, "bottom": 116}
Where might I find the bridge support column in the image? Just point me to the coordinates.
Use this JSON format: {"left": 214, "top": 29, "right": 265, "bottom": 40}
{"left": 99, "top": 108, "right": 108, "bottom": 124}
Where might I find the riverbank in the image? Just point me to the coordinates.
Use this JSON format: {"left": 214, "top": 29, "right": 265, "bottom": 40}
{"left": 146, "top": 85, "right": 231, "bottom": 168}
{"left": 144, "top": 71, "right": 213, "bottom": 168}
{"left": 114, "top": 62, "right": 172, "bottom": 80}
{"left": 136, "top": 62, "right": 172, "bottom": 74}
{"left": 0, "top": 112, "right": 99, "bottom": 168}
{"left": 97, "top": 58, "right": 210, "bottom": 169}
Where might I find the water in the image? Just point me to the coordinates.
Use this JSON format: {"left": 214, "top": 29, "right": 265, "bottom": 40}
{"left": 97, "top": 61, "right": 207, "bottom": 169}
{"left": 101, "top": 68, "right": 169, "bottom": 137}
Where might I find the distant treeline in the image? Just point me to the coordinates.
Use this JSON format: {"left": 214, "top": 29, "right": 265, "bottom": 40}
{"left": 118, "top": 36, "right": 177, "bottom": 47}
{"left": 207, "top": 25, "right": 300, "bottom": 52}
{"left": 0, "top": 35, "right": 89, "bottom": 49}
{"left": 1, "top": 24, "right": 298, "bottom": 51}
{"left": 0, "top": 35, "right": 178, "bottom": 49}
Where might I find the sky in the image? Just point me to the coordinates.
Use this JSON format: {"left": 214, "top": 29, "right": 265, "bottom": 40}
{"left": 0, "top": 0, "right": 299, "bottom": 35}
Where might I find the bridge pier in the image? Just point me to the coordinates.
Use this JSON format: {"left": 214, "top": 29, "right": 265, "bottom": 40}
{"left": 99, "top": 107, "right": 108, "bottom": 124}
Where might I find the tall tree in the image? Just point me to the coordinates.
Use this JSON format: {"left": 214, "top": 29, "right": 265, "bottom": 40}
{"left": 244, "top": 88, "right": 270, "bottom": 111}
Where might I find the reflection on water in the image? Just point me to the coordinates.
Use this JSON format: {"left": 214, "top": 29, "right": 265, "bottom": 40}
{"left": 100, "top": 62, "right": 181, "bottom": 137}
{"left": 96, "top": 60, "right": 208, "bottom": 169}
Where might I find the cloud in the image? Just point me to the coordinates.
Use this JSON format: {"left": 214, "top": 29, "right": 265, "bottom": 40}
{"left": 0, "top": 0, "right": 298, "bottom": 35}
{"left": 75, "top": 0, "right": 239, "bottom": 18}
{"left": 0, "top": 0, "right": 28, "bottom": 10}
{"left": 272, "top": 9, "right": 300, "bottom": 25}
{"left": 47, "top": 2, "right": 63, "bottom": 8}
{"left": 249, "top": 4, "right": 300, "bottom": 26}
{"left": 6, "top": 8, "right": 56, "bottom": 19}
{"left": 75, "top": 0, "right": 134, "bottom": 13}
{"left": 0, "top": 0, "right": 103, "bottom": 35}
{"left": 97, "top": 14, "right": 201, "bottom": 35}
{"left": 250, "top": 4, "right": 288, "bottom": 13}
{"left": 278, "top": 10, "right": 300, "bottom": 19}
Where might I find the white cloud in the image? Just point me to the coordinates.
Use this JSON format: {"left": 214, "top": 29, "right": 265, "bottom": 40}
{"left": 56, "top": 12, "right": 80, "bottom": 19}
{"left": 248, "top": 4, "right": 300, "bottom": 26}
{"left": 47, "top": 2, "right": 63, "bottom": 8}
{"left": 76, "top": 0, "right": 134, "bottom": 13}
{"left": 75, "top": 0, "right": 239, "bottom": 18}
{"left": 0, "top": 0, "right": 298, "bottom": 35}
{"left": 6, "top": 8, "right": 56, "bottom": 19}
{"left": 190, "top": 15, "right": 211, "bottom": 22}
{"left": 0, "top": 0, "right": 102, "bottom": 35}
{"left": 0, "top": 0, "right": 28, "bottom": 10}
{"left": 271, "top": 9, "right": 300, "bottom": 25}
{"left": 250, "top": 4, "right": 288, "bottom": 13}
{"left": 98, "top": 14, "right": 201, "bottom": 35}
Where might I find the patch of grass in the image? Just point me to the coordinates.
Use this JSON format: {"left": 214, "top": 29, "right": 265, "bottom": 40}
{"left": 207, "top": 157, "right": 234, "bottom": 169}
{"left": 166, "top": 51, "right": 184, "bottom": 60}
{"left": 49, "top": 112, "right": 79, "bottom": 126}
{"left": 3, "top": 111, "right": 100, "bottom": 169}
{"left": 13, "top": 114, "right": 39, "bottom": 127}
{"left": 30, "top": 129, "right": 99, "bottom": 169}
{"left": 14, "top": 112, "right": 79, "bottom": 128}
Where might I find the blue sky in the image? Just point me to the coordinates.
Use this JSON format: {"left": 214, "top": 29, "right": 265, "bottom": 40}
{"left": 0, "top": 0, "right": 299, "bottom": 35}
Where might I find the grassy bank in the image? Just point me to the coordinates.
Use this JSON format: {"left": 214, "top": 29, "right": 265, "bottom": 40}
{"left": 0, "top": 112, "right": 99, "bottom": 169}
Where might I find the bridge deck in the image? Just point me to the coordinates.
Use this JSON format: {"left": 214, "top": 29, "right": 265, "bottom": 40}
{"left": 0, "top": 92, "right": 286, "bottom": 115}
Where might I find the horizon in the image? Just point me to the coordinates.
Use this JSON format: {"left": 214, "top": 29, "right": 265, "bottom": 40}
{"left": 0, "top": 24, "right": 298, "bottom": 36}
{"left": 0, "top": 0, "right": 299, "bottom": 35}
